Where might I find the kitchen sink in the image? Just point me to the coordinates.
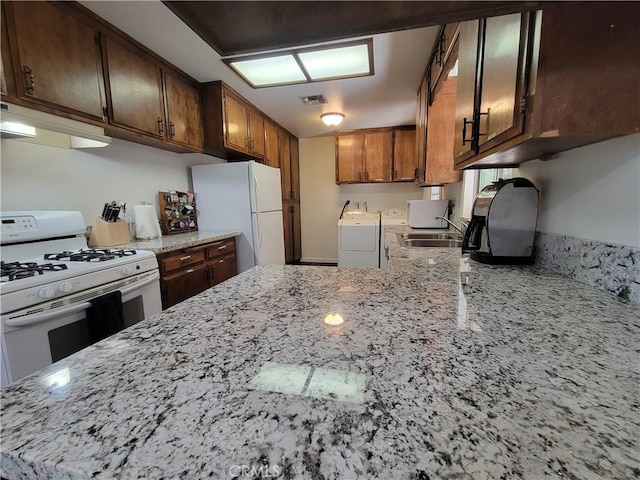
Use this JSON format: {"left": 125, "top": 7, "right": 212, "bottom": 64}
{"left": 396, "top": 232, "right": 463, "bottom": 248}
{"left": 400, "top": 232, "right": 459, "bottom": 240}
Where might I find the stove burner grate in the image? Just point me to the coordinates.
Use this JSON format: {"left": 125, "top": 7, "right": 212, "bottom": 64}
{"left": 44, "top": 249, "right": 138, "bottom": 262}
{"left": 0, "top": 261, "right": 68, "bottom": 282}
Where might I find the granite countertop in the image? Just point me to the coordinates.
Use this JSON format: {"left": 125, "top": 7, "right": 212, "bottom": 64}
{"left": 122, "top": 230, "right": 240, "bottom": 254}
{"left": 1, "top": 226, "right": 638, "bottom": 479}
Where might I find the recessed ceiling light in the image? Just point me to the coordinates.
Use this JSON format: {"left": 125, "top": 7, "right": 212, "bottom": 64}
{"left": 224, "top": 39, "right": 373, "bottom": 89}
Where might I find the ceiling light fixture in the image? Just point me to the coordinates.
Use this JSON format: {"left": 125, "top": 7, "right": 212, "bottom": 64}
{"left": 321, "top": 112, "right": 345, "bottom": 127}
{"left": 224, "top": 39, "right": 374, "bottom": 89}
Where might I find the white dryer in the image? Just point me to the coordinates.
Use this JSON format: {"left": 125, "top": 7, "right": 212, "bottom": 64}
{"left": 338, "top": 211, "right": 380, "bottom": 268}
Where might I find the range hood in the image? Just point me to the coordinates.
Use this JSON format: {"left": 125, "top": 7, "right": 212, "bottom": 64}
{"left": 0, "top": 102, "right": 111, "bottom": 148}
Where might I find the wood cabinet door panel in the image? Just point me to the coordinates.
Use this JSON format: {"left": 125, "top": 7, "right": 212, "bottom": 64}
{"left": 248, "top": 108, "right": 265, "bottom": 158}
{"left": 104, "top": 36, "right": 164, "bottom": 137}
{"left": 1, "top": 4, "right": 14, "bottom": 98}
{"left": 8, "top": 1, "right": 104, "bottom": 120}
{"left": 161, "top": 263, "right": 208, "bottom": 309}
{"left": 415, "top": 76, "right": 428, "bottom": 184}
{"left": 289, "top": 136, "right": 300, "bottom": 201}
{"left": 478, "top": 13, "right": 527, "bottom": 153}
{"left": 208, "top": 255, "right": 237, "bottom": 287}
{"left": 393, "top": 128, "right": 417, "bottom": 181}
{"left": 223, "top": 91, "right": 249, "bottom": 151}
{"left": 336, "top": 134, "right": 364, "bottom": 183}
{"left": 165, "top": 71, "right": 203, "bottom": 150}
{"left": 264, "top": 120, "right": 280, "bottom": 168}
{"left": 426, "top": 76, "right": 462, "bottom": 185}
{"left": 291, "top": 200, "right": 302, "bottom": 262}
{"left": 279, "top": 130, "right": 292, "bottom": 199}
{"left": 454, "top": 20, "right": 480, "bottom": 162}
{"left": 282, "top": 206, "right": 293, "bottom": 264}
{"left": 364, "top": 131, "right": 393, "bottom": 182}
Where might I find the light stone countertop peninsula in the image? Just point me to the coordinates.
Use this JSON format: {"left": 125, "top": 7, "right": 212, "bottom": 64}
{"left": 122, "top": 230, "right": 240, "bottom": 254}
{"left": 1, "top": 226, "right": 638, "bottom": 479}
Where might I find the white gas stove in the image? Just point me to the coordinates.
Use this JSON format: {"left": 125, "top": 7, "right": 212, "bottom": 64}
{"left": 0, "top": 211, "right": 162, "bottom": 386}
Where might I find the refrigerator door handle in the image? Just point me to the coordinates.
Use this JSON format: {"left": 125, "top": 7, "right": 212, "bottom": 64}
{"left": 253, "top": 176, "right": 260, "bottom": 211}
{"left": 256, "top": 215, "right": 263, "bottom": 252}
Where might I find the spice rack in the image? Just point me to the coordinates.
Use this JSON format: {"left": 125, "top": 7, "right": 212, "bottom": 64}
{"left": 158, "top": 190, "right": 198, "bottom": 235}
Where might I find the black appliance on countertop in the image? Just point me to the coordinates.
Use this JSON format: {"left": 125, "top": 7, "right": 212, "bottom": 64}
{"left": 462, "top": 177, "right": 539, "bottom": 264}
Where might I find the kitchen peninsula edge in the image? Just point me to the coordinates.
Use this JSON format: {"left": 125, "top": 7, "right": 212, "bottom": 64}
{"left": 1, "top": 226, "right": 638, "bottom": 479}
{"left": 122, "top": 230, "right": 240, "bottom": 254}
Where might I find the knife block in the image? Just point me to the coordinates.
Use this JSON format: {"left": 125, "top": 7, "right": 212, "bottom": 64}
{"left": 88, "top": 218, "right": 130, "bottom": 247}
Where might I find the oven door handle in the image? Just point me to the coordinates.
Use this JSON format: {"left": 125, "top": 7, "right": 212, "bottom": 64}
{"left": 3, "top": 272, "right": 160, "bottom": 327}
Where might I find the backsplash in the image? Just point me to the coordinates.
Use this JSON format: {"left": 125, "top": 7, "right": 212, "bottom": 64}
{"left": 534, "top": 232, "right": 640, "bottom": 304}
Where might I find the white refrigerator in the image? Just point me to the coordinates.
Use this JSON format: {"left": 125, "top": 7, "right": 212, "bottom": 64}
{"left": 191, "top": 161, "right": 285, "bottom": 273}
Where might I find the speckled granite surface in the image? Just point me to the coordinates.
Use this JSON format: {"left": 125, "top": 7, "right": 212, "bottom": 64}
{"left": 535, "top": 231, "right": 640, "bottom": 304}
{"left": 122, "top": 230, "right": 240, "bottom": 254}
{"left": 1, "top": 226, "right": 638, "bottom": 479}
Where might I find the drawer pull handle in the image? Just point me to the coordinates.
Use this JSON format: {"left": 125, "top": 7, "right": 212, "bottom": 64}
{"left": 218, "top": 245, "right": 227, "bottom": 250}
{"left": 219, "top": 259, "right": 225, "bottom": 263}
{"left": 180, "top": 255, "right": 192, "bottom": 262}
{"left": 186, "top": 269, "right": 194, "bottom": 273}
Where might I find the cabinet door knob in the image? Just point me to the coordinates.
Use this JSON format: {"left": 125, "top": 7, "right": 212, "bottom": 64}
{"left": 157, "top": 117, "right": 164, "bottom": 135}
{"left": 169, "top": 122, "right": 176, "bottom": 139}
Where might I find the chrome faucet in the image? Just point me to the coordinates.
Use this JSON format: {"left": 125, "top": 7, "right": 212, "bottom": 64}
{"left": 435, "top": 216, "right": 468, "bottom": 235}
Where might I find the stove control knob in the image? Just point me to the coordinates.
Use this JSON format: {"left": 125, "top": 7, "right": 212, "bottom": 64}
{"left": 121, "top": 266, "right": 133, "bottom": 276}
{"left": 38, "top": 286, "right": 55, "bottom": 299}
{"left": 58, "top": 281, "right": 73, "bottom": 294}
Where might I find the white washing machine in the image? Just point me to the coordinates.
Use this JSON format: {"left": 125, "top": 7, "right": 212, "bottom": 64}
{"left": 380, "top": 209, "right": 407, "bottom": 269}
{"left": 338, "top": 211, "right": 381, "bottom": 268}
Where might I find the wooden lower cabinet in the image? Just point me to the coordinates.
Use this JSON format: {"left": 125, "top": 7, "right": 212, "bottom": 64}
{"left": 205, "top": 239, "right": 237, "bottom": 287}
{"left": 158, "top": 237, "right": 237, "bottom": 310}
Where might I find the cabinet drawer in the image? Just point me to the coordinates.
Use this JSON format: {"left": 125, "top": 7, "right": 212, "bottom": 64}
{"left": 208, "top": 254, "right": 237, "bottom": 287}
{"left": 159, "top": 249, "right": 205, "bottom": 274}
{"left": 205, "top": 239, "right": 235, "bottom": 259}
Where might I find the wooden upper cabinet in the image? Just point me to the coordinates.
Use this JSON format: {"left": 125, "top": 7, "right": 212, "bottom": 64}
{"left": 453, "top": 20, "right": 480, "bottom": 163}
{"left": 264, "top": 119, "right": 280, "bottom": 168}
{"left": 222, "top": 89, "right": 250, "bottom": 152}
{"left": 0, "top": 4, "right": 13, "bottom": 98}
{"left": 426, "top": 75, "right": 462, "bottom": 185}
{"left": 4, "top": 1, "right": 105, "bottom": 121}
{"left": 429, "top": 23, "right": 459, "bottom": 96}
{"left": 164, "top": 71, "right": 203, "bottom": 151}
{"left": 393, "top": 128, "right": 417, "bottom": 181}
{"left": 453, "top": 3, "right": 638, "bottom": 168}
{"left": 103, "top": 34, "right": 165, "bottom": 138}
{"left": 222, "top": 88, "right": 264, "bottom": 159}
{"left": 336, "top": 133, "right": 364, "bottom": 183}
{"left": 414, "top": 75, "right": 428, "bottom": 184}
{"left": 247, "top": 109, "right": 265, "bottom": 158}
{"left": 364, "top": 130, "right": 393, "bottom": 182}
{"left": 476, "top": 13, "right": 528, "bottom": 154}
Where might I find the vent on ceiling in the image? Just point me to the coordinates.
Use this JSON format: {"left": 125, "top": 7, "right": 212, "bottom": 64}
{"left": 299, "top": 95, "right": 328, "bottom": 105}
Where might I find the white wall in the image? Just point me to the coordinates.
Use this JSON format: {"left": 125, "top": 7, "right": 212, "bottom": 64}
{"left": 0, "top": 138, "right": 224, "bottom": 227}
{"left": 519, "top": 134, "right": 640, "bottom": 247}
{"left": 299, "top": 136, "right": 424, "bottom": 263}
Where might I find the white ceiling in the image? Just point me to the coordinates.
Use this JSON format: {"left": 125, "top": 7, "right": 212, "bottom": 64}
{"left": 81, "top": 1, "right": 439, "bottom": 139}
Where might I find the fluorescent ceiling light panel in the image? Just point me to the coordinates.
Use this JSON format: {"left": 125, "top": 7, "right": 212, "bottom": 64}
{"left": 224, "top": 39, "right": 373, "bottom": 88}
{"left": 230, "top": 54, "right": 306, "bottom": 87}
{"left": 299, "top": 44, "right": 371, "bottom": 80}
